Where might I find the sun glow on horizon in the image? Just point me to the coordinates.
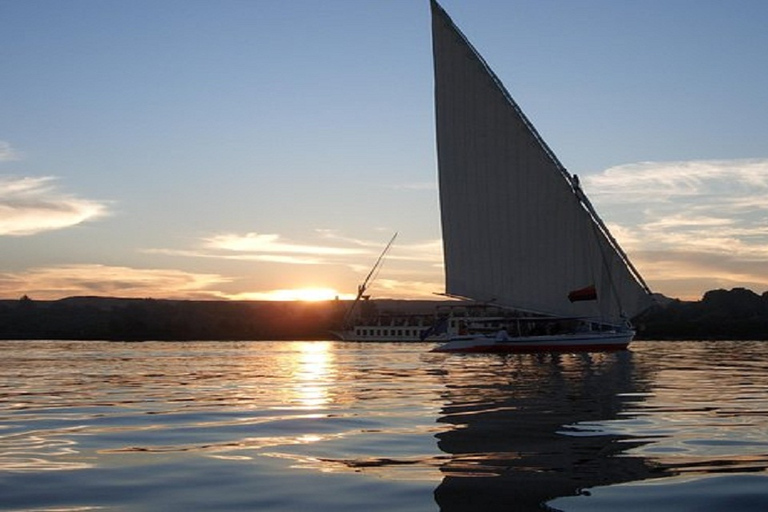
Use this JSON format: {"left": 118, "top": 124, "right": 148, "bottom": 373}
{"left": 237, "top": 287, "right": 355, "bottom": 302}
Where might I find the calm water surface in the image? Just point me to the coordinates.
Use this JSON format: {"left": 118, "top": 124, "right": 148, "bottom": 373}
{"left": 1, "top": 340, "right": 767, "bottom": 511}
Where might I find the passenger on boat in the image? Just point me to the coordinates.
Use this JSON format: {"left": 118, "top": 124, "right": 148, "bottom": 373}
{"left": 495, "top": 329, "right": 510, "bottom": 341}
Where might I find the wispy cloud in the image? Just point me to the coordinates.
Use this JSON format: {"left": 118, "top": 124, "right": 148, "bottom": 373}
{"left": 587, "top": 159, "right": 768, "bottom": 203}
{"left": 147, "top": 231, "right": 372, "bottom": 266}
{"left": 203, "top": 231, "right": 445, "bottom": 274}
{"left": 585, "top": 158, "right": 768, "bottom": 298}
{"left": 368, "top": 278, "right": 445, "bottom": 299}
{"left": 0, "top": 176, "right": 110, "bottom": 236}
{"left": 0, "top": 141, "right": 20, "bottom": 162}
{"left": 0, "top": 264, "right": 228, "bottom": 300}
{"left": 389, "top": 238, "right": 443, "bottom": 264}
{"left": 145, "top": 230, "right": 445, "bottom": 299}
{"left": 204, "top": 232, "right": 367, "bottom": 256}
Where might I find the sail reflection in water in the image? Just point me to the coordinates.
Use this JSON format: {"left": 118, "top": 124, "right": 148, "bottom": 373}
{"left": 433, "top": 350, "right": 665, "bottom": 510}
{"left": 549, "top": 341, "right": 768, "bottom": 511}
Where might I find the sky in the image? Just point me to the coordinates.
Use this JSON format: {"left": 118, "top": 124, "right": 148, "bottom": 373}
{"left": 1, "top": 0, "right": 768, "bottom": 303}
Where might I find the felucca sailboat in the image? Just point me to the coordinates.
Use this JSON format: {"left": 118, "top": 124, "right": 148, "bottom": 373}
{"left": 430, "top": 1, "right": 653, "bottom": 353}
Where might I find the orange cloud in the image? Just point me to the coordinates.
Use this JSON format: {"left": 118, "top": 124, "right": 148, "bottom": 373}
{"left": 586, "top": 159, "right": 768, "bottom": 299}
{"left": 0, "top": 264, "right": 228, "bottom": 300}
{"left": 204, "top": 233, "right": 367, "bottom": 256}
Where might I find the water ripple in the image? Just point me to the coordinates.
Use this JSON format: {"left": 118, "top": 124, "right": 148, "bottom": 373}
{"left": 1, "top": 340, "right": 768, "bottom": 511}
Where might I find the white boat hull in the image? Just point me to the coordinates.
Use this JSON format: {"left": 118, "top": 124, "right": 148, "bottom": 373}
{"left": 432, "top": 330, "right": 634, "bottom": 354}
{"left": 331, "top": 330, "right": 447, "bottom": 342}
{"left": 332, "top": 308, "right": 512, "bottom": 342}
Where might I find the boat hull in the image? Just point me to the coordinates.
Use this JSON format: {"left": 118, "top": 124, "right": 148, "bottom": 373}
{"left": 432, "top": 330, "right": 634, "bottom": 354}
{"left": 330, "top": 330, "right": 446, "bottom": 342}
{"left": 332, "top": 307, "right": 512, "bottom": 342}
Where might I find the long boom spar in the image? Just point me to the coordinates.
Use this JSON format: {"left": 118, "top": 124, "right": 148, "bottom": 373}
{"left": 342, "top": 232, "right": 398, "bottom": 328}
{"left": 358, "top": 232, "right": 398, "bottom": 298}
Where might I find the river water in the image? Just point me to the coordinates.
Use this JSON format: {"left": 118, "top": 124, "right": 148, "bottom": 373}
{"left": 1, "top": 340, "right": 767, "bottom": 511}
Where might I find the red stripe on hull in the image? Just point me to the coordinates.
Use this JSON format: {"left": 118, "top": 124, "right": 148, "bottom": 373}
{"left": 432, "top": 331, "right": 634, "bottom": 354}
{"left": 434, "top": 342, "right": 629, "bottom": 354}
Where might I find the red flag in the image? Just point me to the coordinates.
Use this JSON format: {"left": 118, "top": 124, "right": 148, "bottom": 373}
{"left": 568, "top": 285, "right": 597, "bottom": 302}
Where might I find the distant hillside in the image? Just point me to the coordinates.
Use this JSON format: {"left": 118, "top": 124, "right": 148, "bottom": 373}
{"left": 0, "top": 296, "right": 348, "bottom": 341}
{"left": 636, "top": 288, "right": 768, "bottom": 340}
{"left": 2, "top": 288, "right": 768, "bottom": 341}
{"left": 0, "top": 296, "right": 463, "bottom": 341}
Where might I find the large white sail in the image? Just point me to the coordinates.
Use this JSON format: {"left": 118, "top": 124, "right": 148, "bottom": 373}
{"left": 431, "top": 0, "right": 651, "bottom": 323}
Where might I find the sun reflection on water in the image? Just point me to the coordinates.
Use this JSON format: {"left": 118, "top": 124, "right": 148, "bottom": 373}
{"left": 290, "top": 341, "right": 335, "bottom": 410}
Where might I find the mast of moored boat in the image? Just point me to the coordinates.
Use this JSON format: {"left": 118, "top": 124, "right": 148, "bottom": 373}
{"left": 341, "top": 232, "right": 398, "bottom": 330}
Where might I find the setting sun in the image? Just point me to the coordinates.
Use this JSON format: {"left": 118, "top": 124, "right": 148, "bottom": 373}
{"left": 248, "top": 287, "right": 352, "bottom": 301}
{"left": 282, "top": 288, "right": 338, "bottom": 301}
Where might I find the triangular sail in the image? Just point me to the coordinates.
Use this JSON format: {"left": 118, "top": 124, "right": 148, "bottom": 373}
{"left": 430, "top": 0, "right": 651, "bottom": 322}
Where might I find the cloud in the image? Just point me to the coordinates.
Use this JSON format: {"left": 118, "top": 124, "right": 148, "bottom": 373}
{"left": 144, "top": 230, "right": 446, "bottom": 300}
{"left": 146, "top": 231, "right": 374, "bottom": 266}
{"left": 0, "top": 176, "right": 109, "bottom": 236}
{"left": 586, "top": 159, "right": 768, "bottom": 203}
{"left": 203, "top": 232, "right": 367, "bottom": 256}
{"left": 0, "top": 264, "right": 228, "bottom": 300}
{"left": 164, "top": 231, "right": 444, "bottom": 270}
{"left": 150, "top": 231, "right": 413, "bottom": 266}
{"left": 584, "top": 158, "right": 768, "bottom": 299}
{"left": 315, "top": 230, "right": 443, "bottom": 264}
{"left": 0, "top": 141, "right": 20, "bottom": 162}
{"left": 367, "top": 278, "right": 445, "bottom": 299}
{"left": 388, "top": 238, "right": 443, "bottom": 264}
{"left": 153, "top": 231, "right": 442, "bottom": 274}
{"left": 145, "top": 247, "right": 328, "bottom": 265}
